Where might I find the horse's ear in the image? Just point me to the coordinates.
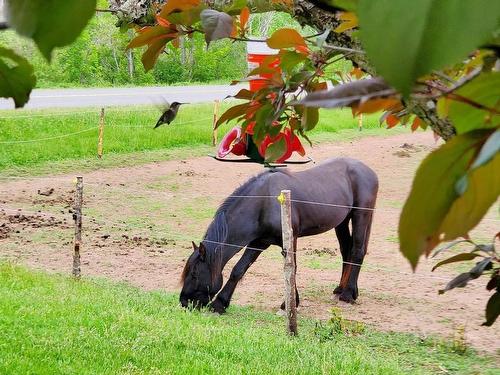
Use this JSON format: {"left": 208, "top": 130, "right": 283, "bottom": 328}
{"left": 191, "top": 241, "right": 198, "bottom": 251}
{"left": 198, "top": 242, "right": 206, "bottom": 261}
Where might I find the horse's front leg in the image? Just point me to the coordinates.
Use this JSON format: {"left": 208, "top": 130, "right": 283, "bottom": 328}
{"left": 209, "top": 240, "right": 267, "bottom": 314}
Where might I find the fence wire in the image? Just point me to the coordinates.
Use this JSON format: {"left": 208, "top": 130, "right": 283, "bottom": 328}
{"left": 0, "top": 201, "right": 492, "bottom": 285}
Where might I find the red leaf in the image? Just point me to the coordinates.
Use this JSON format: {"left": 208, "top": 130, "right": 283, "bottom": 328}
{"left": 267, "top": 28, "right": 306, "bottom": 49}
{"left": 141, "top": 39, "right": 168, "bottom": 72}
{"left": 350, "top": 67, "right": 364, "bottom": 80}
{"left": 295, "top": 45, "right": 310, "bottom": 55}
{"left": 411, "top": 116, "right": 422, "bottom": 132}
{"left": 156, "top": 15, "right": 170, "bottom": 28}
{"left": 240, "top": 7, "right": 250, "bottom": 31}
{"left": 160, "top": 0, "right": 200, "bottom": 18}
{"left": 215, "top": 102, "right": 250, "bottom": 128}
{"left": 127, "top": 26, "right": 171, "bottom": 49}
{"left": 386, "top": 114, "right": 400, "bottom": 128}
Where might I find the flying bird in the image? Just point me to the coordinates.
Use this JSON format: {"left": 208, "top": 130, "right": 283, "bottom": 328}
{"left": 154, "top": 101, "right": 187, "bottom": 129}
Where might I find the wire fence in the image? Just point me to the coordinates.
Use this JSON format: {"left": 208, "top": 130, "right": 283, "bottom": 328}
{"left": 0, "top": 127, "right": 100, "bottom": 144}
{"left": 1, "top": 176, "right": 497, "bottom": 286}
{"left": 0, "top": 116, "right": 212, "bottom": 144}
{"left": 0, "top": 104, "right": 497, "bottom": 289}
{"left": 0, "top": 106, "right": 213, "bottom": 120}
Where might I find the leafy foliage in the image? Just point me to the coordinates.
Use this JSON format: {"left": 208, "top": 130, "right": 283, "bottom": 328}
{"left": 2, "top": 0, "right": 499, "bottom": 325}
{"left": 357, "top": 0, "right": 500, "bottom": 97}
{"left": 5, "top": 0, "right": 97, "bottom": 60}
{"left": 0, "top": 47, "right": 36, "bottom": 108}
{"left": 432, "top": 237, "right": 500, "bottom": 326}
{"left": 399, "top": 130, "right": 498, "bottom": 268}
{"left": 438, "top": 72, "right": 500, "bottom": 134}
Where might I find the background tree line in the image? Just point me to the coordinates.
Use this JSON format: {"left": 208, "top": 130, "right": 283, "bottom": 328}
{"left": 0, "top": 7, "right": 341, "bottom": 88}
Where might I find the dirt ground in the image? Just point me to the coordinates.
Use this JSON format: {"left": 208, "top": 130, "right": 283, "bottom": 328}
{"left": 1, "top": 131, "right": 499, "bottom": 355}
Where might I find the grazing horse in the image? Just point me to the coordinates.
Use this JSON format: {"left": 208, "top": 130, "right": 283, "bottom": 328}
{"left": 180, "top": 157, "right": 378, "bottom": 314}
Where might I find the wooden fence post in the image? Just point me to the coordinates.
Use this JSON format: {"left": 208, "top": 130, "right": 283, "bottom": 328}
{"left": 72, "top": 176, "right": 83, "bottom": 278}
{"left": 212, "top": 100, "right": 220, "bottom": 146}
{"left": 97, "top": 108, "right": 105, "bottom": 158}
{"left": 279, "top": 189, "right": 297, "bottom": 335}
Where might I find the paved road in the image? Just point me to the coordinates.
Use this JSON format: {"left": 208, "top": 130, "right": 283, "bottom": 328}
{"left": 0, "top": 84, "right": 247, "bottom": 110}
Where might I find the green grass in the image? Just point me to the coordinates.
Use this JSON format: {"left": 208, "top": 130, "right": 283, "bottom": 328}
{"left": 0, "top": 264, "right": 497, "bottom": 375}
{"left": 0, "top": 103, "right": 400, "bottom": 175}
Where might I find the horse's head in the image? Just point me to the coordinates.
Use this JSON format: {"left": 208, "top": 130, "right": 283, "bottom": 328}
{"left": 179, "top": 242, "right": 223, "bottom": 309}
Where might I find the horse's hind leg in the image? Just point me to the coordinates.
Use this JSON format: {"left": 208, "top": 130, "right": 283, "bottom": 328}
{"left": 338, "top": 209, "right": 374, "bottom": 303}
{"left": 209, "top": 240, "right": 268, "bottom": 314}
{"left": 280, "top": 236, "right": 300, "bottom": 310}
{"left": 333, "top": 215, "right": 352, "bottom": 296}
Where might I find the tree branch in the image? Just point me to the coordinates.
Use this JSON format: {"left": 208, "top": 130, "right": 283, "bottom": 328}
{"left": 107, "top": 0, "right": 457, "bottom": 140}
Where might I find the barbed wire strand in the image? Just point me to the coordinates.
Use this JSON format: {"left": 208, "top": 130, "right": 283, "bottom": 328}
{"left": 0, "top": 116, "right": 213, "bottom": 144}
{"left": 1, "top": 181, "right": 498, "bottom": 222}
{"left": 0, "top": 204, "right": 486, "bottom": 284}
{"left": 0, "top": 127, "right": 99, "bottom": 144}
{"left": 0, "top": 104, "right": 218, "bottom": 120}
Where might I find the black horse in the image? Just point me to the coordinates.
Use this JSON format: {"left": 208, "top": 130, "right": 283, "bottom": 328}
{"left": 180, "top": 157, "right": 378, "bottom": 314}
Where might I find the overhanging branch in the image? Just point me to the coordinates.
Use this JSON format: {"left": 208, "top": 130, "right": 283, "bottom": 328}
{"left": 108, "top": 0, "right": 457, "bottom": 140}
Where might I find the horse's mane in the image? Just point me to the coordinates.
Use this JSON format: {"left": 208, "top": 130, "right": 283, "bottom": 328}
{"left": 181, "top": 171, "right": 274, "bottom": 284}
{"left": 203, "top": 172, "right": 271, "bottom": 280}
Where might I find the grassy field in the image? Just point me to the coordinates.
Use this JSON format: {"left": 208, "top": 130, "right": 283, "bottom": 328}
{"left": 0, "top": 103, "right": 396, "bottom": 175}
{"left": 0, "top": 264, "right": 497, "bottom": 375}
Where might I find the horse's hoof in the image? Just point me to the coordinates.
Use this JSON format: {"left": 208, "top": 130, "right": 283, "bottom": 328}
{"left": 208, "top": 299, "right": 227, "bottom": 314}
{"left": 338, "top": 291, "right": 357, "bottom": 304}
{"left": 333, "top": 286, "right": 343, "bottom": 295}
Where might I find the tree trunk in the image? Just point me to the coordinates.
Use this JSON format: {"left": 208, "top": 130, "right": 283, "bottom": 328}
{"left": 108, "top": 0, "right": 456, "bottom": 140}
{"left": 127, "top": 29, "right": 135, "bottom": 80}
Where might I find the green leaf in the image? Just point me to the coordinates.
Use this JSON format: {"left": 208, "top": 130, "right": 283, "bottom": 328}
{"left": 253, "top": 103, "right": 274, "bottom": 142}
{"left": 301, "top": 107, "right": 319, "bottom": 131}
{"left": 432, "top": 253, "right": 481, "bottom": 271}
{"left": 446, "top": 72, "right": 500, "bottom": 134}
{"left": 439, "top": 148, "right": 500, "bottom": 241}
{"left": 0, "top": 47, "right": 36, "bottom": 108}
{"left": 398, "top": 130, "right": 491, "bottom": 268}
{"left": 358, "top": 0, "right": 500, "bottom": 97}
{"left": 483, "top": 292, "right": 500, "bottom": 326}
{"left": 265, "top": 137, "right": 287, "bottom": 163}
{"left": 6, "top": 0, "right": 97, "bottom": 61}
{"left": 471, "top": 130, "right": 500, "bottom": 169}
{"left": 279, "top": 51, "right": 307, "bottom": 75}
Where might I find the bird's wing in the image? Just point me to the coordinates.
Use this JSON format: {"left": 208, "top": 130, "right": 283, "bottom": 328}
{"left": 150, "top": 96, "right": 170, "bottom": 112}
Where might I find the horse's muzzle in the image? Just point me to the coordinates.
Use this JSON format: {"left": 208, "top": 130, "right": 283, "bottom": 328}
{"left": 179, "top": 293, "right": 209, "bottom": 309}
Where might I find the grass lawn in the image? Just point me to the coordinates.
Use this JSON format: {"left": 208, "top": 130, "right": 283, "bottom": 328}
{"left": 0, "top": 103, "right": 402, "bottom": 175}
{"left": 0, "top": 264, "right": 497, "bottom": 375}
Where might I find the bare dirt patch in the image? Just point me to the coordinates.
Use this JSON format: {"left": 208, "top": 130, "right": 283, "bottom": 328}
{"left": 1, "top": 131, "right": 498, "bottom": 355}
